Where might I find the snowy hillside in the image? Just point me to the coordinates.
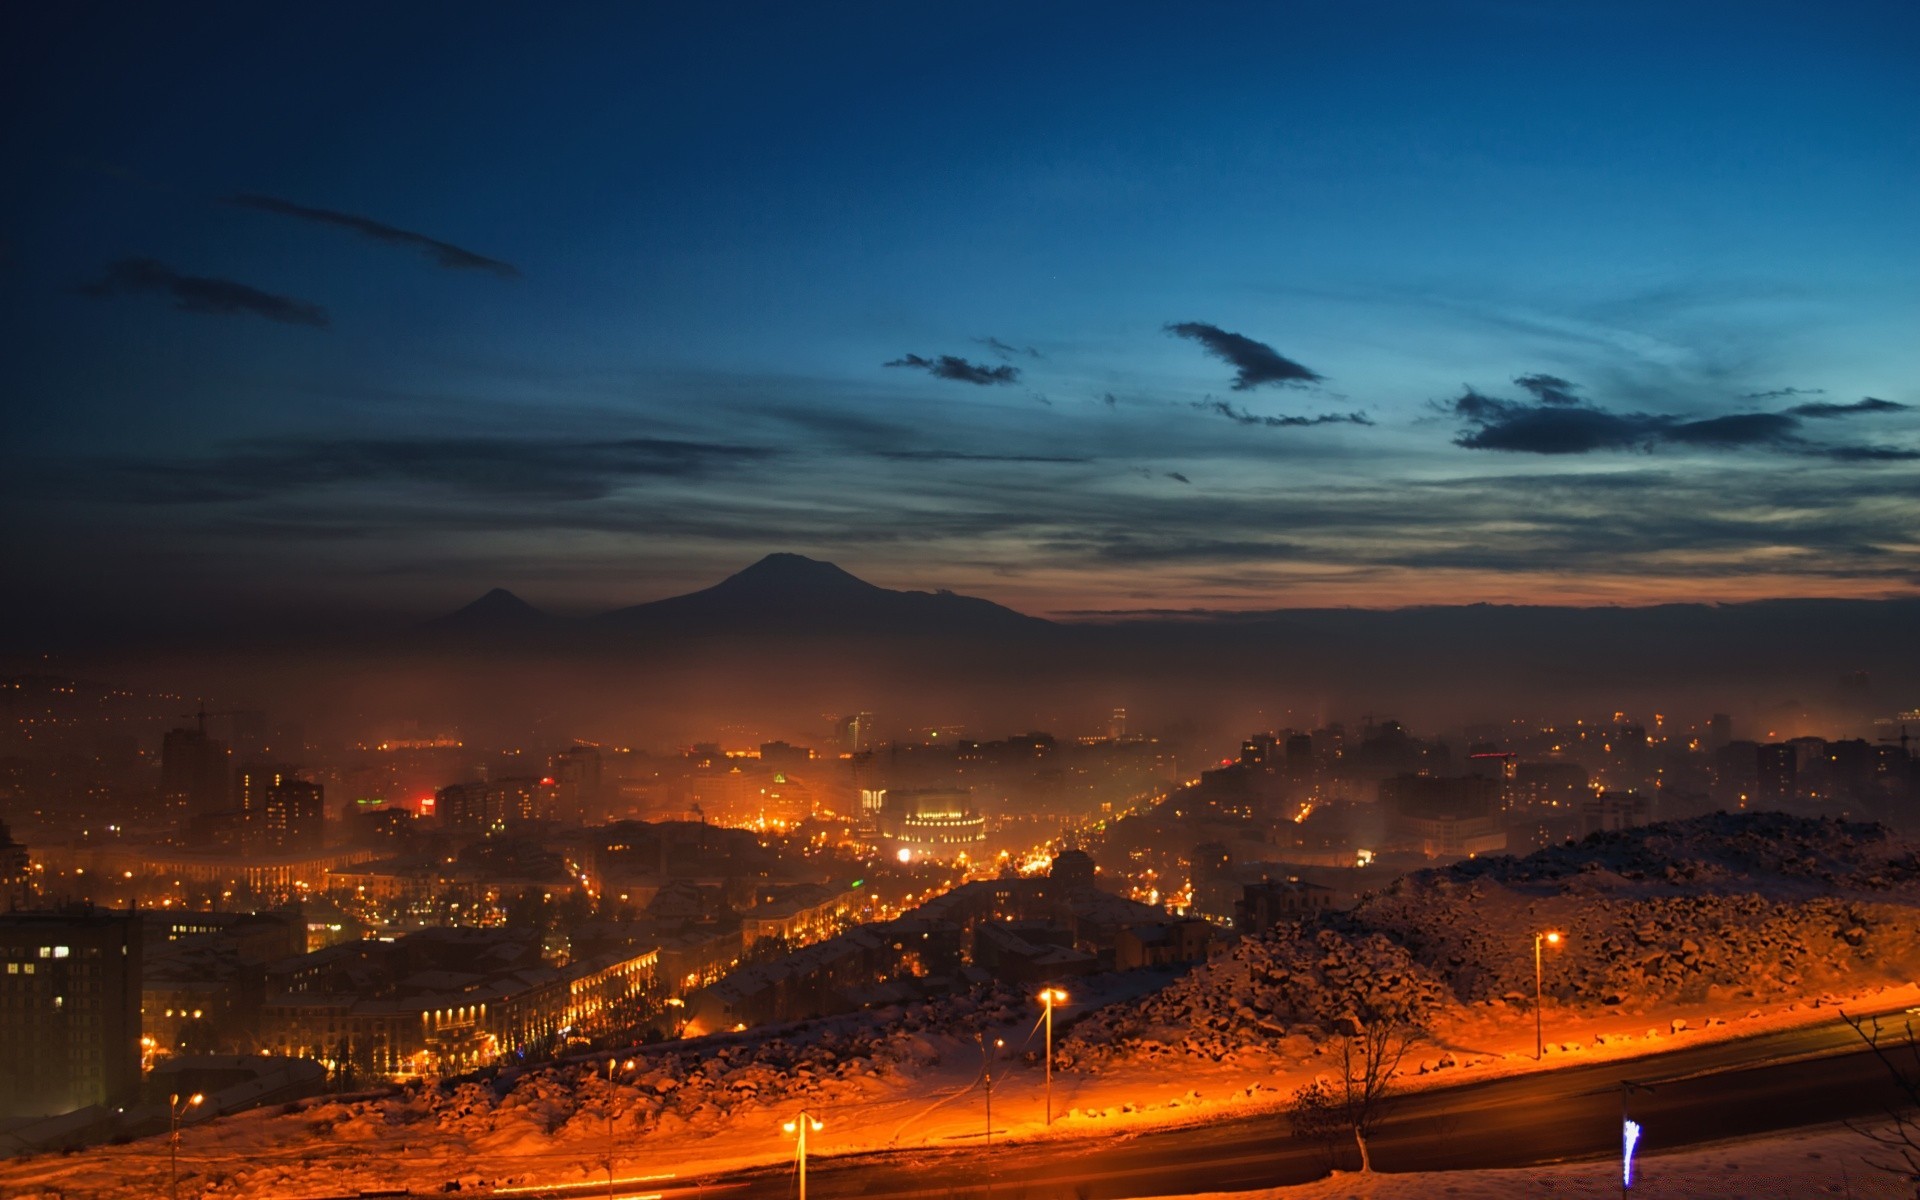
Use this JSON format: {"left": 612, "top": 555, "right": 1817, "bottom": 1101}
{"left": 1069, "top": 813, "right": 1920, "bottom": 1064}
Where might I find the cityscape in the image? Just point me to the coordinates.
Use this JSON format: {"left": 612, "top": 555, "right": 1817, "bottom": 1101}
{"left": 4, "top": 3, "right": 1919, "bottom": 1199}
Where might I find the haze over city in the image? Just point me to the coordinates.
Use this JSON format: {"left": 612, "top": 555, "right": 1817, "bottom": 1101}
{"left": 3, "top": 3, "right": 1919, "bottom": 1199}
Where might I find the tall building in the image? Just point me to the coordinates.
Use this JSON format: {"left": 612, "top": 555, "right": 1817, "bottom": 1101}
{"left": 1108, "top": 708, "right": 1128, "bottom": 740}
{"left": 549, "top": 745, "right": 604, "bottom": 825}
{"left": 262, "top": 780, "right": 326, "bottom": 852}
{"left": 838, "top": 712, "right": 874, "bottom": 753}
{"left": 1757, "top": 743, "right": 1798, "bottom": 805}
{"left": 0, "top": 818, "right": 30, "bottom": 908}
{"left": 162, "top": 725, "right": 231, "bottom": 824}
{"left": 233, "top": 761, "right": 292, "bottom": 818}
{"left": 0, "top": 908, "right": 142, "bottom": 1119}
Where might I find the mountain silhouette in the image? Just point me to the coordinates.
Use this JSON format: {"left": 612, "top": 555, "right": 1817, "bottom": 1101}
{"left": 420, "top": 587, "right": 558, "bottom": 636}
{"left": 592, "top": 553, "right": 1049, "bottom": 637}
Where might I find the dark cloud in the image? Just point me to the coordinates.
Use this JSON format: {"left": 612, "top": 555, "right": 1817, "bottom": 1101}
{"left": 1165, "top": 472, "right": 1192, "bottom": 484}
{"left": 1512, "top": 373, "right": 1581, "bottom": 406}
{"left": 1193, "top": 399, "right": 1372, "bottom": 428}
{"left": 878, "top": 450, "right": 1088, "bottom": 464}
{"left": 973, "top": 336, "right": 1042, "bottom": 360}
{"left": 1787, "top": 397, "right": 1909, "bottom": 418}
{"left": 229, "top": 194, "right": 520, "bottom": 278}
{"left": 1101, "top": 392, "right": 1119, "bottom": 408}
{"left": 1446, "top": 381, "right": 1911, "bottom": 457}
{"left": 1165, "top": 321, "right": 1323, "bottom": 390}
{"left": 1743, "top": 387, "right": 1826, "bottom": 401}
{"left": 79, "top": 257, "right": 329, "bottom": 327}
{"left": 1821, "top": 445, "right": 1920, "bottom": 462}
{"left": 103, "top": 435, "right": 771, "bottom": 503}
{"left": 883, "top": 353, "right": 1020, "bottom": 385}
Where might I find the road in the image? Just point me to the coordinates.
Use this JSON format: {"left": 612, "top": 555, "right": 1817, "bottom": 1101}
{"left": 695, "top": 1007, "right": 1916, "bottom": 1200}
{"left": 294, "top": 1006, "right": 1918, "bottom": 1199}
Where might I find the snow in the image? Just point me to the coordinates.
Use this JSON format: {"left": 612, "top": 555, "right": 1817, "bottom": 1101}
{"left": 6, "top": 813, "right": 1920, "bottom": 1198}
{"left": 1139, "top": 1120, "right": 1913, "bottom": 1198}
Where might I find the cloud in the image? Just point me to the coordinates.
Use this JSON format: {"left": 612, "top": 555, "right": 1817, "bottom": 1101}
{"left": 1165, "top": 471, "right": 1192, "bottom": 484}
{"left": 1820, "top": 445, "right": 1920, "bottom": 462}
{"left": 1165, "top": 322, "right": 1323, "bottom": 390}
{"left": 1193, "top": 399, "right": 1372, "bottom": 428}
{"left": 79, "top": 257, "right": 329, "bottom": 326}
{"left": 1445, "top": 379, "right": 1911, "bottom": 456}
{"left": 228, "top": 194, "right": 520, "bottom": 278}
{"left": 878, "top": 450, "right": 1089, "bottom": 464}
{"left": 973, "top": 336, "right": 1041, "bottom": 360}
{"left": 1101, "top": 392, "right": 1119, "bottom": 408}
{"left": 1743, "top": 387, "right": 1826, "bottom": 401}
{"left": 104, "top": 435, "right": 771, "bottom": 503}
{"left": 883, "top": 353, "right": 1020, "bottom": 385}
{"left": 1787, "top": 397, "right": 1909, "bottom": 418}
{"left": 1512, "top": 373, "right": 1581, "bottom": 406}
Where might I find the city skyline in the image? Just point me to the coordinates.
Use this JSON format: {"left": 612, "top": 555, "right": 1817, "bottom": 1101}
{"left": 3, "top": 2, "right": 1917, "bottom": 638}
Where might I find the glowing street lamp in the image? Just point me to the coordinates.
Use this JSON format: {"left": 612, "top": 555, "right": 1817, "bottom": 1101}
{"left": 784, "top": 1111, "right": 824, "bottom": 1200}
{"left": 1533, "top": 931, "right": 1564, "bottom": 1060}
{"left": 168, "top": 1091, "right": 203, "bottom": 1200}
{"left": 1039, "top": 988, "right": 1068, "bottom": 1125}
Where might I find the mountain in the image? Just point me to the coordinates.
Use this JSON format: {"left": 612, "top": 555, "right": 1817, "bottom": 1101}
{"left": 419, "top": 588, "right": 559, "bottom": 636}
{"left": 591, "top": 552, "right": 1050, "bottom": 638}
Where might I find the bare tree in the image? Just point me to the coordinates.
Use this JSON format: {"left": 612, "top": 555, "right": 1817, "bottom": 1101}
{"left": 1288, "top": 999, "right": 1418, "bottom": 1173}
{"left": 1841, "top": 1008, "right": 1920, "bottom": 1182}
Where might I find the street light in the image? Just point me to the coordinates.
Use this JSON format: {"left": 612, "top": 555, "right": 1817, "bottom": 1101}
{"left": 1039, "top": 988, "right": 1068, "bottom": 1125}
{"left": 1533, "top": 931, "right": 1564, "bottom": 1060}
{"left": 783, "top": 1111, "right": 824, "bottom": 1200}
{"left": 606, "top": 1058, "right": 635, "bottom": 1200}
{"left": 981, "top": 1035, "right": 1005, "bottom": 1150}
{"left": 169, "top": 1091, "right": 203, "bottom": 1200}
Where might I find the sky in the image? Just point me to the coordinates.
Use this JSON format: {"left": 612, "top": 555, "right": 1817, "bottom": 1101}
{"left": 3, "top": 1, "right": 1917, "bottom": 632}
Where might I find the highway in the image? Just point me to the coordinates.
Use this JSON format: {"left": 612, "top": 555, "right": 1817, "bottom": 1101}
{"left": 292, "top": 1006, "right": 1918, "bottom": 1199}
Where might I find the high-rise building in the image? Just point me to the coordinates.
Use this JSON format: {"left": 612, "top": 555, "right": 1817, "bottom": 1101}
{"left": 1757, "top": 742, "right": 1798, "bottom": 805}
{"left": 261, "top": 780, "right": 326, "bottom": 852}
{"left": 1108, "top": 708, "right": 1128, "bottom": 740}
{"left": 0, "top": 818, "right": 30, "bottom": 908}
{"left": 838, "top": 712, "right": 874, "bottom": 753}
{"left": 549, "top": 745, "right": 604, "bottom": 825}
{"left": 162, "top": 725, "right": 231, "bottom": 823}
{"left": 0, "top": 908, "right": 142, "bottom": 1119}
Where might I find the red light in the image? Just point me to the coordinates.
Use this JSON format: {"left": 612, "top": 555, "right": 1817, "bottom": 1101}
{"left": 539, "top": 777, "right": 556, "bottom": 787}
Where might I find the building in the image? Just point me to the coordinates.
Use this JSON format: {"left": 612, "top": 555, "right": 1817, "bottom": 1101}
{"left": 877, "top": 788, "right": 986, "bottom": 859}
{"left": 162, "top": 724, "right": 231, "bottom": 826}
{"left": 1235, "top": 878, "right": 1336, "bottom": 934}
{"left": 0, "top": 908, "right": 142, "bottom": 1119}
{"left": 1581, "top": 790, "right": 1652, "bottom": 836}
{"left": 435, "top": 777, "right": 553, "bottom": 833}
{"left": 261, "top": 780, "right": 326, "bottom": 852}
{"left": 549, "top": 745, "right": 604, "bottom": 825}
{"left": 0, "top": 818, "right": 30, "bottom": 908}
{"left": 1381, "top": 774, "right": 1506, "bottom": 858}
{"left": 1756, "top": 743, "right": 1798, "bottom": 805}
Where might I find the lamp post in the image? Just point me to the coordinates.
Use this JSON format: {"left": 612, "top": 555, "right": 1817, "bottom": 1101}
{"left": 1039, "top": 988, "right": 1068, "bottom": 1125}
{"left": 981, "top": 1035, "right": 1004, "bottom": 1149}
{"left": 1533, "top": 931, "right": 1563, "bottom": 1060}
{"left": 606, "top": 1057, "right": 634, "bottom": 1200}
{"left": 168, "top": 1091, "right": 203, "bottom": 1200}
{"left": 784, "top": 1111, "right": 823, "bottom": 1200}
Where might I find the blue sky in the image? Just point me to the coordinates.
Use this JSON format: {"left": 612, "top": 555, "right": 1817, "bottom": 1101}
{"left": 3, "top": 1, "right": 1916, "bottom": 628}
